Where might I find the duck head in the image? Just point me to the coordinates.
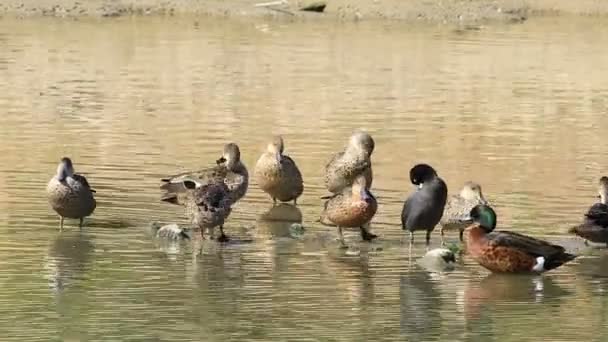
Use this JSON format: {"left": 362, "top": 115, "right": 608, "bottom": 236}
{"left": 347, "top": 131, "right": 375, "bottom": 158}
{"left": 468, "top": 204, "right": 497, "bottom": 233}
{"left": 598, "top": 176, "right": 608, "bottom": 204}
{"left": 56, "top": 157, "right": 75, "bottom": 182}
{"left": 460, "top": 181, "right": 488, "bottom": 205}
{"left": 216, "top": 143, "right": 241, "bottom": 169}
{"left": 409, "top": 163, "right": 438, "bottom": 189}
{"left": 266, "top": 135, "right": 284, "bottom": 163}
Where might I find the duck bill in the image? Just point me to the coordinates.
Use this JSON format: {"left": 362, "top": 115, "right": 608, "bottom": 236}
{"left": 216, "top": 156, "right": 227, "bottom": 165}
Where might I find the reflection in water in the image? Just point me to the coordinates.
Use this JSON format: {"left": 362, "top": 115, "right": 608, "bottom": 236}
{"left": 256, "top": 203, "right": 303, "bottom": 239}
{"left": 44, "top": 231, "right": 95, "bottom": 297}
{"left": 462, "top": 274, "right": 569, "bottom": 322}
{"left": 400, "top": 271, "right": 442, "bottom": 340}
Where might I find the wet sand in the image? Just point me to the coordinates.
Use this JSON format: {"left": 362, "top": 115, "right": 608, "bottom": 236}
{"left": 1, "top": 0, "right": 608, "bottom": 24}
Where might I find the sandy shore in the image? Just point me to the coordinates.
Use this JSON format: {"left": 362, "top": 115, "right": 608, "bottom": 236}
{"left": 1, "top": 0, "right": 608, "bottom": 24}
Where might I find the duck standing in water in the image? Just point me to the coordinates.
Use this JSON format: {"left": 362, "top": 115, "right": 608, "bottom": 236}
{"left": 324, "top": 131, "right": 374, "bottom": 194}
{"left": 160, "top": 143, "right": 248, "bottom": 205}
{"left": 569, "top": 176, "right": 608, "bottom": 246}
{"left": 440, "top": 181, "right": 489, "bottom": 242}
{"left": 161, "top": 179, "right": 233, "bottom": 241}
{"left": 320, "top": 175, "right": 377, "bottom": 247}
{"left": 465, "top": 205, "right": 576, "bottom": 273}
{"left": 46, "top": 157, "right": 97, "bottom": 230}
{"left": 401, "top": 164, "right": 448, "bottom": 245}
{"left": 254, "top": 135, "right": 304, "bottom": 205}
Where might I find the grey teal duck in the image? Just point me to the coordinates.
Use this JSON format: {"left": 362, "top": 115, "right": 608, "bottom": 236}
{"left": 569, "top": 176, "right": 608, "bottom": 246}
{"left": 324, "top": 131, "right": 374, "bottom": 194}
{"left": 254, "top": 135, "right": 304, "bottom": 204}
{"left": 46, "top": 157, "right": 96, "bottom": 230}
{"left": 440, "top": 181, "right": 489, "bottom": 242}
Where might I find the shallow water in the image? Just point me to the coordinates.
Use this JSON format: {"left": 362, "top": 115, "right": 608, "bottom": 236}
{"left": 1, "top": 15, "right": 608, "bottom": 341}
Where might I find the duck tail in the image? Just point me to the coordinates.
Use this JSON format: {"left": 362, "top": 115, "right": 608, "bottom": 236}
{"left": 544, "top": 252, "right": 577, "bottom": 271}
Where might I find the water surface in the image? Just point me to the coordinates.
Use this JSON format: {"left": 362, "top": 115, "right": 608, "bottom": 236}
{"left": 1, "top": 16, "right": 608, "bottom": 341}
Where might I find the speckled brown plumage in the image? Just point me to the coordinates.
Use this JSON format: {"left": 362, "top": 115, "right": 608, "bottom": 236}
{"left": 320, "top": 175, "right": 377, "bottom": 245}
{"left": 440, "top": 181, "right": 489, "bottom": 241}
{"left": 569, "top": 177, "right": 608, "bottom": 246}
{"left": 163, "top": 180, "right": 233, "bottom": 241}
{"left": 46, "top": 157, "right": 96, "bottom": 229}
{"left": 160, "top": 143, "right": 248, "bottom": 204}
{"left": 254, "top": 136, "right": 304, "bottom": 204}
{"left": 324, "top": 132, "right": 374, "bottom": 194}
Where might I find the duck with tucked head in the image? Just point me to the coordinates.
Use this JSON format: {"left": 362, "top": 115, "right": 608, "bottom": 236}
{"left": 320, "top": 175, "right": 377, "bottom": 247}
{"left": 46, "top": 157, "right": 97, "bottom": 230}
{"left": 401, "top": 164, "right": 448, "bottom": 245}
{"left": 160, "top": 143, "right": 248, "bottom": 205}
{"left": 569, "top": 176, "right": 608, "bottom": 246}
{"left": 465, "top": 205, "right": 576, "bottom": 273}
{"left": 324, "top": 131, "right": 374, "bottom": 194}
{"left": 440, "top": 181, "right": 489, "bottom": 242}
{"left": 162, "top": 179, "right": 233, "bottom": 241}
{"left": 254, "top": 135, "right": 304, "bottom": 205}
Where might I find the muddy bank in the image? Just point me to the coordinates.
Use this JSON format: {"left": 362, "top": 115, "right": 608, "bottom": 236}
{"left": 1, "top": 0, "right": 608, "bottom": 24}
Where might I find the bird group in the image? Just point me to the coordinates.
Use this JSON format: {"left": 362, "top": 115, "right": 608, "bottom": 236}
{"left": 48, "top": 130, "right": 606, "bottom": 274}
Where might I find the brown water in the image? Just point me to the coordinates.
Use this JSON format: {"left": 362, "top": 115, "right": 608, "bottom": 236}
{"left": 1, "top": 15, "right": 608, "bottom": 341}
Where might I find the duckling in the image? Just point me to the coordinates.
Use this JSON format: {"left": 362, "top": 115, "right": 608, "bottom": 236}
{"left": 417, "top": 248, "right": 456, "bottom": 272}
{"left": 46, "top": 157, "right": 96, "bottom": 230}
{"left": 254, "top": 135, "right": 304, "bottom": 204}
{"left": 162, "top": 179, "right": 233, "bottom": 241}
{"left": 324, "top": 131, "right": 374, "bottom": 194}
{"left": 401, "top": 164, "right": 448, "bottom": 245}
{"left": 160, "top": 143, "right": 248, "bottom": 204}
{"left": 465, "top": 205, "right": 576, "bottom": 273}
{"left": 569, "top": 176, "right": 608, "bottom": 246}
{"left": 440, "top": 181, "right": 489, "bottom": 242}
{"left": 320, "top": 175, "right": 377, "bottom": 247}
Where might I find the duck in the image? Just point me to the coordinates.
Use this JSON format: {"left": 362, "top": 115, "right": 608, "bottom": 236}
{"left": 161, "top": 179, "right": 233, "bottom": 241}
{"left": 569, "top": 176, "right": 608, "bottom": 246}
{"left": 320, "top": 174, "right": 377, "bottom": 247}
{"left": 324, "top": 131, "right": 374, "bottom": 194}
{"left": 254, "top": 135, "right": 304, "bottom": 204}
{"left": 46, "top": 157, "right": 96, "bottom": 230}
{"left": 401, "top": 164, "right": 448, "bottom": 245}
{"left": 464, "top": 204, "right": 576, "bottom": 273}
{"left": 440, "top": 181, "right": 489, "bottom": 242}
{"left": 417, "top": 248, "right": 457, "bottom": 272}
{"left": 160, "top": 143, "right": 248, "bottom": 204}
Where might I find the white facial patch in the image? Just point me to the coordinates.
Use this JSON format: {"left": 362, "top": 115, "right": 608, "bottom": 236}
{"left": 532, "top": 256, "right": 546, "bottom": 272}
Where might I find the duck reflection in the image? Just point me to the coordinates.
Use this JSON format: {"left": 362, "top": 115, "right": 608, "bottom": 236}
{"left": 400, "top": 271, "right": 442, "bottom": 340}
{"left": 462, "top": 273, "right": 569, "bottom": 322}
{"left": 44, "top": 230, "right": 95, "bottom": 296}
{"left": 256, "top": 203, "right": 303, "bottom": 239}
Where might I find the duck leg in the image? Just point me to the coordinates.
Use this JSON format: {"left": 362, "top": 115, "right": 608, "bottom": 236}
{"left": 425, "top": 230, "right": 431, "bottom": 246}
{"left": 459, "top": 229, "right": 465, "bottom": 242}
{"left": 359, "top": 226, "right": 377, "bottom": 241}
{"left": 218, "top": 225, "right": 229, "bottom": 242}
{"left": 59, "top": 216, "right": 64, "bottom": 231}
{"left": 337, "top": 227, "right": 348, "bottom": 248}
{"left": 409, "top": 231, "right": 414, "bottom": 243}
{"left": 79, "top": 218, "right": 84, "bottom": 230}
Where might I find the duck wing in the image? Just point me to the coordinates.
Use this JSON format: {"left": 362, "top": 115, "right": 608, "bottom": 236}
{"left": 73, "top": 173, "right": 96, "bottom": 193}
{"left": 486, "top": 230, "right": 566, "bottom": 258}
{"left": 585, "top": 203, "right": 608, "bottom": 227}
